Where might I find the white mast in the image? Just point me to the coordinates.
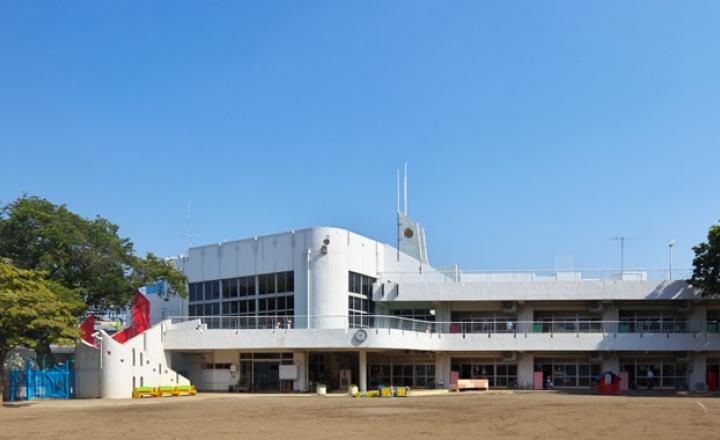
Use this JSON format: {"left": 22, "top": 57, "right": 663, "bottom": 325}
{"left": 396, "top": 169, "right": 401, "bottom": 213}
{"left": 403, "top": 162, "right": 408, "bottom": 215}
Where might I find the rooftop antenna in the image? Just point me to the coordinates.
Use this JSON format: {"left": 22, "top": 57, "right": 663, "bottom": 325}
{"left": 667, "top": 240, "right": 675, "bottom": 281}
{"left": 181, "top": 201, "right": 198, "bottom": 251}
{"left": 610, "top": 236, "right": 636, "bottom": 273}
{"left": 403, "top": 162, "right": 408, "bottom": 215}
{"left": 396, "top": 169, "right": 401, "bottom": 213}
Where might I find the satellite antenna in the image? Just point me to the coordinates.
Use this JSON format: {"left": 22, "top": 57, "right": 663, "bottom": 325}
{"left": 610, "top": 236, "right": 636, "bottom": 273}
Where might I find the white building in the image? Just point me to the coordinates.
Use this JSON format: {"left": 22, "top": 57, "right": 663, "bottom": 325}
{"left": 76, "top": 211, "right": 720, "bottom": 397}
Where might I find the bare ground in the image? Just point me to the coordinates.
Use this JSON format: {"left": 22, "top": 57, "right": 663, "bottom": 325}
{"left": 2, "top": 391, "right": 719, "bottom": 440}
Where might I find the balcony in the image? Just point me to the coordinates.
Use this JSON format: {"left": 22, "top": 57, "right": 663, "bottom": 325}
{"left": 162, "top": 315, "right": 720, "bottom": 353}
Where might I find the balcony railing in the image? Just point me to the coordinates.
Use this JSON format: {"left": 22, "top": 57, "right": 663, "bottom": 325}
{"left": 169, "top": 315, "right": 713, "bottom": 335}
{"left": 377, "top": 268, "right": 693, "bottom": 283}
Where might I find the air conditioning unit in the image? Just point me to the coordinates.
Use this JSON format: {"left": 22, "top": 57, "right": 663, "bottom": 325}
{"left": 676, "top": 351, "right": 691, "bottom": 363}
{"left": 589, "top": 351, "right": 604, "bottom": 362}
{"left": 501, "top": 351, "right": 517, "bottom": 362}
{"left": 502, "top": 301, "right": 517, "bottom": 314}
{"left": 588, "top": 301, "right": 603, "bottom": 314}
{"left": 675, "top": 301, "right": 693, "bottom": 313}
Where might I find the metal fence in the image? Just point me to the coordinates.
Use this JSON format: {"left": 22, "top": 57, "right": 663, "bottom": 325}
{"left": 377, "top": 268, "right": 693, "bottom": 284}
{"left": 169, "top": 315, "right": 710, "bottom": 335}
{"left": 7, "top": 361, "right": 74, "bottom": 401}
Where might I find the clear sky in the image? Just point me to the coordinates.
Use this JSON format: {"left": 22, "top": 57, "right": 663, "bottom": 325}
{"left": 1, "top": 1, "right": 718, "bottom": 273}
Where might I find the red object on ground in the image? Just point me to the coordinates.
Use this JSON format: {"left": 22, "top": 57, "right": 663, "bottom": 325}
{"left": 450, "top": 371, "right": 460, "bottom": 386}
{"left": 708, "top": 371, "right": 718, "bottom": 391}
{"left": 597, "top": 372, "right": 622, "bottom": 395}
{"left": 112, "top": 290, "right": 151, "bottom": 344}
{"left": 534, "top": 371, "right": 544, "bottom": 390}
{"left": 80, "top": 314, "right": 96, "bottom": 344}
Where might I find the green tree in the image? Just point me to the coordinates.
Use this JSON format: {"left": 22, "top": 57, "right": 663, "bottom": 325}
{"left": 690, "top": 222, "right": 720, "bottom": 296}
{"left": 0, "top": 260, "right": 83, "bottom": 403}
{"left": 0, "top": 196, "right": 187, "bottom": 312}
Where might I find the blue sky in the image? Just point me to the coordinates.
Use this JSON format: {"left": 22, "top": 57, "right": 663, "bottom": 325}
{"left": 1, "top": 1, "right": 718, "bottom": 272}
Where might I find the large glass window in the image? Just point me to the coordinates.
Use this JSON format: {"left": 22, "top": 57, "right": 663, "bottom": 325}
{"left": 620, "top": 358, "right": 688, "bottom": 390}
{"left": 451, "top": 359, "right": 518, "bottom": 388}
{"left": 188, "top": 282, "right": 203, "bottom": 302}
{"left": 204, "top": 280, "right": 220, "bottom": 300}
{"left": 222, "top": 278, "right": 238, "bottom": 299}
{"left": 619, "top": 311, "right": 688, "bottom": 333}
{"left": 258, "top": 273, "right": 276, "bottom": 295}
{"left": 348, "top": 271, "right": 376, "bottom": 328}
{"left": 533, "top": 358, "right": 601, "bottom": 389}
{"left": 369, "top": 362, "right": 434, "bottom": 388}
{"left": 239, "top": 276, "right": 255, "bottom": 296}
{"left": 187, "top": 271, "right": 293, "bottom": 323}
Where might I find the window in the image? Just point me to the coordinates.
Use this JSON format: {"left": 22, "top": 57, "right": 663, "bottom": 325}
{"left": 348, "top": 272, "right": 376, "bottom": 328}
{"left": 370, "top": 361, "right": 435, "bottom": 388}
{"left": 258, "top": 273, "right": 276, "bottom": 295}
{"left": 452, "top": 360, "right": 517, "bottom": 388}
{"left": 204, "top": 281, "right": 219, "bottom": 300}
{"left": 222, "top": 278, "right": 238, "bottom": 299}
{"left": 533, "top": 358, "right": 601, "bottom": 389}
{"left": 189, "top": 283, "right": 203, "bottom": 302}
{"left": 620, "top": 358, "right": 687, "bottom": 390}
{"left": 239, "top": 276, "right": 255, "bottom": 296}
{"left": 276, "top": 271, "right": 294, "bottom": 293}
{"left": 186, "top": 271, "right": 292, "bottom": 321}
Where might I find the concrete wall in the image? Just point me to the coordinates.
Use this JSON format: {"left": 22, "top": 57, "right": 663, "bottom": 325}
{"left": 75, "top": 321, "right": 191, "bottom": 398}
{"left": 163, "top": 323, "right": 720, "bottom": 353}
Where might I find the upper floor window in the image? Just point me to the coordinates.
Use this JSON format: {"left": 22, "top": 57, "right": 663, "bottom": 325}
{"left": 349, "top": 271, "right": 376, "bottom": 295}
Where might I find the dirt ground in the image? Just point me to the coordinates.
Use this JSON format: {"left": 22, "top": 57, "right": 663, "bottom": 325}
{"left": 2, "top": 391, "right": 720, "bottom": 440}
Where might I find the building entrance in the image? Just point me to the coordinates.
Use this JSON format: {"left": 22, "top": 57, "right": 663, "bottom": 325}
{"left": 238, "top": 352, "right": 293, "bottom": 392}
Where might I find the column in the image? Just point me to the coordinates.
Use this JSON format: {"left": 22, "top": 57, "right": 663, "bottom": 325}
{"left": 435, "top": 352, "right": 450, "bottom": 389}
{"left": 359, "top": 350, "right": 367, "bottom": 393}
{"left": 517, "top": 352, "right": 535, "bottom": 389}
{"left": 690, "top": 353, "right": 707, "bottom": 392}
{"left": 293, "top": 351, "right": 308, "bottom": 392}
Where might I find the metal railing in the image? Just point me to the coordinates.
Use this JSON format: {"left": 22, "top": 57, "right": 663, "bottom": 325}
{"left": 168, "top": 315, "right": 712, "bottom": 335}
{"left": 377, "top": 268, "right": 693, "bottom": 284}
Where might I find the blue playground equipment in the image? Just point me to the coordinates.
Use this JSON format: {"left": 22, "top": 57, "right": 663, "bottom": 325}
{"left": 8, "top": 360, "right": 75, "bottom": 401}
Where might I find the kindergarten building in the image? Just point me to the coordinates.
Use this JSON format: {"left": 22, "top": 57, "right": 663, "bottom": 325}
{"left": 75, "top": 206, "right": 720, "bottom": 397}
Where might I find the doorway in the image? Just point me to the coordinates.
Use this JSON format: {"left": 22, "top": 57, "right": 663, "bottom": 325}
{"left": 253, "top": 362, "right": 280, "bottom": 392}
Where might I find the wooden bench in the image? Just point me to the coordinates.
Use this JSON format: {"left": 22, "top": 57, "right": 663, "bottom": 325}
{"left": 449, "top": 379, "right": 489, "bottom": 392}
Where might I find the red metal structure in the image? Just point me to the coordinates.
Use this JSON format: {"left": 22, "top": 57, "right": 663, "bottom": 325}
{"left": 79, "top": 290, "right": 151, "bottom": 344}
{"left": 596, "top": 371, "right": 622, "bottom": 395}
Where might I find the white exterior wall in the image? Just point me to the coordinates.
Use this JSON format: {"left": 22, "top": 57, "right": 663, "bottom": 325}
{"left": 76, "top": 226, "right": 720, "bottom": 394}
{"left": 75, "top": 321, "right": 191, "bottom": 398}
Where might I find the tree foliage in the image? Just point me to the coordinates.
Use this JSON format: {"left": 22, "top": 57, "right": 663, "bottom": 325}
{"left": 0, "top": 260, "right": 83, "bottom": 401}
{"left": 690, "top": 222, "right": 720, "bottom": 296}
{"left": 0, "top": 196, "right": 187, "bottom": 312}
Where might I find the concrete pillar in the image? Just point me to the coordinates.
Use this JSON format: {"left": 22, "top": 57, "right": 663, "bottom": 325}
{"left": 359, "top": 350, "right": 367, "bottom": 392}
{"left": 517, "top": 352, "right": 535, "bottom": 389}
{"left": 518, "top": 303, "right": 534, "bottom": 322}
{"left": 435, "top": 302, "right": 451, "bottom": 333}
{"left": 293, "top": 351, "right": 308, "bottom": 392}
{"left": 690, "top": 353, "right": 707, "bottom": 392}
{"left": 435, "top": 352, "right": 450, "bottom": 389}
{"left": 689, "top": 303, "right": 707, "bottom": 332}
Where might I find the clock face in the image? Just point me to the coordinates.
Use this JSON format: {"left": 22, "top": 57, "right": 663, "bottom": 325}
{"left": 404, "top": 228, "right": 414, "bottom": 239}
{"left": 354, "top": 329, "right": 368, "bottom": 342}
